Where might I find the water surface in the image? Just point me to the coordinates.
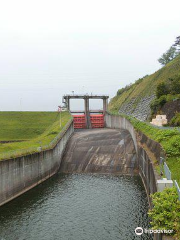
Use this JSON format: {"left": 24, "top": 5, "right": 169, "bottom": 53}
{"left": 0, "top": 173, "right": 152, "bottom": 240}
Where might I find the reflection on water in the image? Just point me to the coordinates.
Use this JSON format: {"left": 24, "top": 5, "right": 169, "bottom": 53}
{"left": 0, "top": 173, "right": 152, "bottom": 240}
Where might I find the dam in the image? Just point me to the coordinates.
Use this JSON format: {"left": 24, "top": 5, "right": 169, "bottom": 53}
{"left": 0, "top": 128, "right": 152, "bottom": 240}
{"left": 60, "top": 128, "right": 137, "bottom": 174}
{"left": 0, "top": 96, "right": 158, "bottom": 239}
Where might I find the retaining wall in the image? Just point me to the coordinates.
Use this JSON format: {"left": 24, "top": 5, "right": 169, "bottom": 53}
{"left": 0, "top": 120, "right": 74, "bottom": 207}
{"left": 138, "top": 131, "right": 165, "bottom": 163}
{"left": 105, "top": 113, "right": 158, "bottom": 198}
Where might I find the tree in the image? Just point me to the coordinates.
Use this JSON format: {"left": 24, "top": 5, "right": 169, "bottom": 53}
{"left": 174, "top": 36, "right": 180, "bottom": 51}
{"left": 158, "top": 46, "right": 177, "bottom": 66}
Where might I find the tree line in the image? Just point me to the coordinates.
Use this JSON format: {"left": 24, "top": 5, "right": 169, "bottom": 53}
{"left": 158, "top": 36, "right": 180, "bottom": 66}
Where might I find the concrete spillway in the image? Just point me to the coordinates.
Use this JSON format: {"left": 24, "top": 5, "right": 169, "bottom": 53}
{"left": 60, "top": 129, "right": 138, "bottom": 174}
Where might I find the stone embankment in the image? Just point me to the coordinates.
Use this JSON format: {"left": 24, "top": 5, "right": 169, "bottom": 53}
{"left": 118, "top": 95, "right": 155, "bottom": 121}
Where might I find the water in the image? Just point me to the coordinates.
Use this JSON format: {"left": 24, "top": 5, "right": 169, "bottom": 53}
{"left": 0, "top": 173, "right": 152, "bottom": 240}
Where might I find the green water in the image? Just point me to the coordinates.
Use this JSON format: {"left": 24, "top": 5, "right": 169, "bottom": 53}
{"left": 0, "top": 173, "right": 152, "bottom": 240}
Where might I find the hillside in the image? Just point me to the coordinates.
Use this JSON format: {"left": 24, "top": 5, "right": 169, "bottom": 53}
{"left": 0, "top": 111, "right": 71, "bottom": 160}
{"left": 109, "top": 55, "right": 180, "bottom": 120}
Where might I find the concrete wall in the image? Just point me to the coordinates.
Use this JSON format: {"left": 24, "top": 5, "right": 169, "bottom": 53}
{"left": 105, "top": 113, "right": 158, "bottom": 199}
{"left": 105, "top": 114, "right": 138, "bottom": 153}
{"left": 138, "top": 131, "right": 165, "bottom": 163}
{"left": 0, "top": 120, "right": 74, "bottom": 207}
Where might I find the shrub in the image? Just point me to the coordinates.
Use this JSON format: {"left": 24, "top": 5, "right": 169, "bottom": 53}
{"left": 117, "top": 84, "right": 132, "bottom": 96}
{"left": 170, "top": 113, "right": 180, "bottom": 126}
{"left": 156, "top": 82, "right": 169, "bottom": 98}
{"left": 168, "top": 76, "right": 180, "bottom": 95}
{"left": 148, "top": 187, "right": 180, "bottom": 239}
{"left": 150, "top": 95, "right": 167, "bottom": 114}
{"left": 152, "top": 76, "right": 180, "bottom": 115}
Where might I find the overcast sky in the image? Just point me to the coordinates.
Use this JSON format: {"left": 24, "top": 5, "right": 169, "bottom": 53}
{"left": 0, "top": 0, "right": 180, "bottom": 111}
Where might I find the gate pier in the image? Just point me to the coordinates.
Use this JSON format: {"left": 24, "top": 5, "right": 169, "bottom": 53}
{"left": 62, "top": 94, "right": 109, "bottom": 129}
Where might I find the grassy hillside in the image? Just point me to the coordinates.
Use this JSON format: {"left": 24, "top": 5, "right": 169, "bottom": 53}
{"left": 109, "top": 55, "right": 180, "bottom": 113}
{"left": 0, "top": 112, "right": 65, "bottom": 140}
{"left": 0, "top": 111, "right": 71, "bottom": 160}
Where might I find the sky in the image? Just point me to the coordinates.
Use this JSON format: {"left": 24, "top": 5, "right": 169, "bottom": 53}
{"left": 0, "top": 0, "right": 180, "bottom": 111}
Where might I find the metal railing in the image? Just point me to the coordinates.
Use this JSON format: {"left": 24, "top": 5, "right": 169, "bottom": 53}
{"left": 174, "top": 180, "right": 180, "bottom": 201}
{"left": 163, "top": 162, "right": 172, "bottom": 180}
{"left": 63, "top": 94, "right": 109, "bottom": 97}
{"left": 160, "top": 157, "right": 180, "bottom": 201}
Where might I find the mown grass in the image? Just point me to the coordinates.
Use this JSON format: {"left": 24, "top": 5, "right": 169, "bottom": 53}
{"left": 109, "top": 55, "right": 180, "bottom": 111}
{"left": 0, "top": 112, "right": 62, "bottom": 140}
{"left": 0, "top": 111, "right": 71, "bottom": 160}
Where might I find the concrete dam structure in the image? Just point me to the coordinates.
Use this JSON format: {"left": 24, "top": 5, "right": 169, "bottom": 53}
{"left": 0, "top": 110, "right": 160, "bottom": 239}
{"left": 60, "top": 128, "right": 138, "bottom": 174}
{"left": 63, "top": 94, "right": 109, "bottom": 129}
{"left": 0, "top": 110, "right": 158, "bottom": 210}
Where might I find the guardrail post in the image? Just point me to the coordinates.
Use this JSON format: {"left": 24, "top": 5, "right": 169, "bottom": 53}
{"left": 174, "top": 180, "right": 180, "bottom": 201}
{"left": 164, "top": 162, "right": 171, "bottom": 180}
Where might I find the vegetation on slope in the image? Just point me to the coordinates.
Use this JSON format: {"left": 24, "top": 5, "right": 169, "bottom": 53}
{"left": 0, "top": 111, "right": 71, "bottom": 160}
{"left": 150, "top": 76, "right": 180, "bottom": 124}
{"left": 149, "top": 187, "right": 180, "bottom": 239}
{"left": 170, "top": 113, "right": 180, "bottom": 126}
{"left": 109, "top": 55, "right": 180, "bottom": 113}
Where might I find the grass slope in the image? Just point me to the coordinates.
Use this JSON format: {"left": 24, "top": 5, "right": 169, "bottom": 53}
{"left": 0, "top": 111, "right": 71, "bottom": 160}
{"left": 109, "top": 55, "right": 180, "bottom": 112}
{"left": 118, "top": 114, "right": 180, "bottom": 185}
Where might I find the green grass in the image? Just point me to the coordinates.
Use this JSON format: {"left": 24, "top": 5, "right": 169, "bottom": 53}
{"left": 0, "top": 111, "right": 72, "bottom": 160}
{"left": 0, "top": 111, "right": 62, "bottom": 140}
{"left": 109, "top": 55, "right": 180, "bottom": 112}
{"left": 129, "top": 116, "right": 180, "bottom": 185}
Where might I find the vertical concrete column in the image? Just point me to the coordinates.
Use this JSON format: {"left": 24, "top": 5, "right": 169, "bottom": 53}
{"left": 103, "top": 98, "right": 108, "bottom": 113}
{"left": 84, "top": 98, "right": 88, "bottom": 128}
{"left": 84, "top": 97, "right": 91, "bottom": 128}
{"left": 67, "top": 98, "right": 70, "bottom": 111}
{"left": 103, "top": 98, "right": 108, "bottom": 127}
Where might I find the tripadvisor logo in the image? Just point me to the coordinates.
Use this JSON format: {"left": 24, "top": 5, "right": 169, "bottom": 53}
{"left": 135, "top": 227, "right": 173, "bottom": 235}
{"left": 135, "top": 227, "right": 143, "bottom": 235}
